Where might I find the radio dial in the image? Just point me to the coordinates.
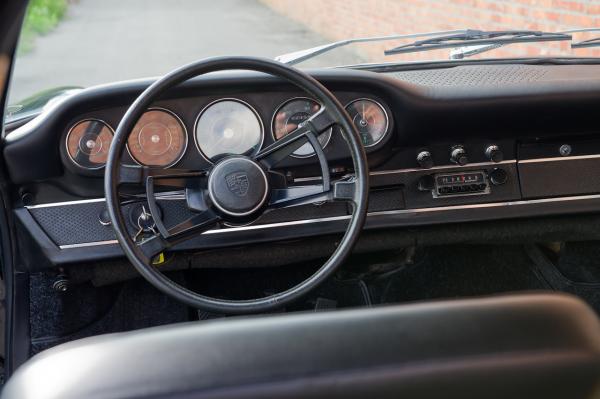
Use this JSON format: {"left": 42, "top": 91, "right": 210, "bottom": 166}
{"left": 450, "top": 146, "right": 468, "bottom": 166}
{"left": 485, "top": 145, "right": 503, "bottom": 163}
{"left": 416, "top": 151, "right": 433, "bottom": 169}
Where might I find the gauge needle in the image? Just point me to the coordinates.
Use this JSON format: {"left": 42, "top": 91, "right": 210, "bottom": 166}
{"left": 362, "top": 103, "right": 366, "bottom": 122}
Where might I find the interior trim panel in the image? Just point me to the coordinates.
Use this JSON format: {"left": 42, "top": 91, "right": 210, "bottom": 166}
{"left": 6, "top": 63, "right": 600, "bottom": 266}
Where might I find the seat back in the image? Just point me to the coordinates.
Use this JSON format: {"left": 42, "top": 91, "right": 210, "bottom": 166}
{"left": 4, "top": 293, "right": 600, "bottom": 399}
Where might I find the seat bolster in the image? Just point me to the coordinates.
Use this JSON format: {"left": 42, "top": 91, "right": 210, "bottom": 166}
{"left": 3, "top": 293, "right": 600, "bottom": 399}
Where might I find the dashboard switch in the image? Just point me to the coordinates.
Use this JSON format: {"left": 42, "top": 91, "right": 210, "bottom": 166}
{"left": 417, "top": 175, "right": 435, "bottom": 192}
{"left": 416, "top": 151, "right": 434, "bottom": 168}
{"left": 450, "top": 146, "right": 468, "bottom": 165}
{"left": 489, "top": 168, "right": 508, "bottom": 185}
{"left": 485, "top": 145, "right": 503, "bottom": 163}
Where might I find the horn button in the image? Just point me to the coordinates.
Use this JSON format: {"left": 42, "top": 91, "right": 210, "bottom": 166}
{"left": 207, "top": 157, "right": 269, "bottom": 217}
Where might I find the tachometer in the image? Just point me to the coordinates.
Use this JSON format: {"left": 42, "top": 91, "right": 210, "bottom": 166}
{"left": 194, "top": 99, "right": 263, "bottom": 162}
{"left": 127, "top": 108, "right": 187, "bottom": 167}
{"left": 345, "top": 99, "right": 388, "bottom": 147}
{"left": 272, "top": 97, "right": 332, "bottom": 158}
{"left": 65, "top": 119, "right": 114, "bottom": 169}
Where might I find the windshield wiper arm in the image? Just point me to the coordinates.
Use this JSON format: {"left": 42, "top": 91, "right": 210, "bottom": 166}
{"left": 572, "top": 36, "right": 600, "bottom": 48}
{"left": 276, "top": 28, "right": 593, "bottom": 66}
{"left": 275, "top": 30, "right": 470, "bottom": 65}
{"left": 384, "top": 29, "right": 571, "bottom": 56}
{"left": 565, "top": 27, "right": 600, "bottom": 48}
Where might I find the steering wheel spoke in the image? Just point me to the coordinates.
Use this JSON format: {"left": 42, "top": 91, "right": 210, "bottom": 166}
{"left": 332, "top": 177, "right": 357, "bottom": 202}
{"left": 255, "top": 125, "right": 311, "bottom": 168}
{"left": 137, "top": 210, "right": 220, "bottom": 261}
{"left": 118, "top": 164, "right": 208, "bottom": 189}
{"left": 137, "top": 235, "right": 169, "bottom": 260}
{"left": 163, "top": 210, "right": 220, "bottom": 239}
{"left": 255, "top": 108, "right": 335, "bottom": 169}
{"left": 269, "top": 185, "right": 331, "bottom": 209}
{"left": 268, "top": 175, "right": 356, "bottom": 209}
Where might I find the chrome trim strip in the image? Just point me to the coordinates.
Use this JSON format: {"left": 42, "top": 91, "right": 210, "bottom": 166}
{"left": 25, "top": 191, "right": 186, "bottom": 209}
{"left": 370, "top": 159, "right": 516, "bottom": 175}
{"left": 294, "top": 176, "right": 323, "bottom": 183}
{"left": 55, "top": 193, "right": 600, "bottom": 249}
{"left": 24, "top": 161, "right": 520, "bottom": 208}
{"left": 57, "top": 215, "right": 351, "bottom": 249}
{"left": 371, "top": 193, "right": 600, "bottom": 214}
{"left": 518, "top": 154, "right": 600, "bottom": 164}
{"left": 154, "top": 192, "right": 186, "bottom": 200}
{"left": 26, "top": 197, "right": 107, "bottom": 209}
{"left": 207, "top": 214, "right": 350, "bottom": 234}
{"left": 59, "top": 240, "right": 118, "bottom": 249}
{"left": 294, "top": 160, "right": 517, "bottom": 182}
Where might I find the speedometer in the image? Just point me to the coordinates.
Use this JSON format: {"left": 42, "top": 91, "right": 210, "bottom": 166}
{"left": 272, "top": 98, "right": 332, "bottom": 158}
{"left": 127, "top": 108, "right": 187, "bottom": 167}
{"left": 194, "top": 99, "right": 263, "bottom": 162}
{"left": 345, "top": 99, "right": 389, "bottom": 147}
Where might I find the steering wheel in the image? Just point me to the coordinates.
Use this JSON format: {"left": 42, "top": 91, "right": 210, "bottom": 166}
{"left": 105, "top": 57, "right": 369, "bottom": 314}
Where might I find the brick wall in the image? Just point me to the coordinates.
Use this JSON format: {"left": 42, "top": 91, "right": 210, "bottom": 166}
{"left": 260, "top": 0, "right": 600, "bottom": 62}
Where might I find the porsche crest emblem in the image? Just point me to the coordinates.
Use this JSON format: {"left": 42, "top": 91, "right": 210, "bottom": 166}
{"left": 225, "top": 172, "right": 249, "bottom": 197}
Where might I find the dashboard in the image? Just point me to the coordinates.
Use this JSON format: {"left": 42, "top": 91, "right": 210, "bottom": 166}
{"left": 5, "top": 63, "right": 600, "bottom": 267}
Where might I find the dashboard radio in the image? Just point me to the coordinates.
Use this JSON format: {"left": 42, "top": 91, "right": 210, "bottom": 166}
{"left": 433, "top": 171, "right": 490, "bottom": 197}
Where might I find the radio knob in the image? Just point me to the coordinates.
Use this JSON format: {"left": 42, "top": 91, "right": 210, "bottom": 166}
{"left": 485, "top": 145, "right": 503, "bottom": 163}
{"left": 416, "top": 151, "right": 434, "bottom": 169}
{"left": 417, "top": 175, "right": 435, "bottom": 192}
{"left": 450, "top": 146, "right": 468, "bottom": 166}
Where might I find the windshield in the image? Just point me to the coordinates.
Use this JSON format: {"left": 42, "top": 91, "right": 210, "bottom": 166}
{"left": 7, "top": 0, "right": 600, "bottom": 116}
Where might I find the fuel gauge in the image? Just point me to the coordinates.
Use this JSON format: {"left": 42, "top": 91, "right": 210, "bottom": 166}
{"left": 345, "top": 99, "right": 389, "bottom": 147}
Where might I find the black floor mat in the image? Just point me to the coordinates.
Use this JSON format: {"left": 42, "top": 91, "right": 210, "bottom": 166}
{"left": 369, "top": 244, "right": 550, "bottom": 304}
{"left": 556, "top": 241, "right": 600, "bottom": 283}
{"left": 29, "top": 272, "right": 189, "bottom": 355}
{"left": 524, "top": 243, "right": 600, "bottom": 314}
{"left": 27, "top": 242, "right": 600, "bottom": 357}
{"left": 187, "top": 263, "right": 371, "bottom": 312}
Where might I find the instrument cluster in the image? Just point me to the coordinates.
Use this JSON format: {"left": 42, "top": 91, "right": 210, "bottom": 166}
{"left": 63, "top": 95, "right": 392, "bottom": 172}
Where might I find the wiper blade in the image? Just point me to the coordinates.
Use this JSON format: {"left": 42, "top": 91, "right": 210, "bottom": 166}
{"left": 275, "top": 30, "right": 469, "bottom": 65}
{"left": 276, "top": 28, "right": 598, "bottom": 66}
{"left": 384, "top": 29, "right": 571, "bottom": 56}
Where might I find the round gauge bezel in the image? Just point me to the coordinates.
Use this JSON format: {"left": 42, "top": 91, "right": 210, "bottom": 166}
{"left": 65, "top": 118, "right": 115, "bottom": 170}
{"left": 125, "top": 107, "right": 189, "bottom": 168}
{"left": 271, "top": 96, "right": 333, "bottom": 159}
{"left": 344, "top": 98, "right": 390, "bottom": 148}
{"left": 193, "top": 98, "right": 265, "bottom": 163}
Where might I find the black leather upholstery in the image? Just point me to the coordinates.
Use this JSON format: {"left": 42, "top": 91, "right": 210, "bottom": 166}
{"left": 4, "top": 293, "right": 600, "bottom": 399}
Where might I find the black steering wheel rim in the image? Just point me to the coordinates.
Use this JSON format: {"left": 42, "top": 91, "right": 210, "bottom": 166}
{"left": 105, "top": 56, "right": 369, "bottom": 314}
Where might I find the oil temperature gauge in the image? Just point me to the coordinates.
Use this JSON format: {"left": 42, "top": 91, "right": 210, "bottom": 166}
{"left": 345, "top": 99, "right": 389, "bottom": 147}
{"left": 65, "top": 119, "right": 114, "bottom": 169}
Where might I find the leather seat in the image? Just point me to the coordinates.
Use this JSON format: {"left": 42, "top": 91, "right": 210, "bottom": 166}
{"left": 3, "top": 293, "right": 600, "bottom": 399}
